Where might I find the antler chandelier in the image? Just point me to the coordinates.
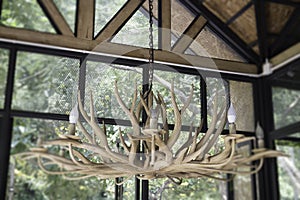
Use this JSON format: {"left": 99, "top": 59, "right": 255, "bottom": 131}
{"left": 17, "top": 0, "right": 285, "bottom": 182}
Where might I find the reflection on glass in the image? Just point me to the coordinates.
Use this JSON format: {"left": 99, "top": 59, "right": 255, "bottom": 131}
{"left": 276, "top": 141, "right": 300, "bottom": 200}
{"left": 206, "top": 77, "right": 226, "bottom": 127}
{"left": 150, "top": 177, "right": 227, "bottom": 199}
{"left": 94, "top": 0, "right": 127, "bottom": 37}
{"left": 111, "top": 9, "right": 158, "bottom": 48}
{"left": 85, "top": 61, "right": 142, "bottom": 120}
{"left": 152, "top": 69, "right": 201, "bottom": 126}
{"left": 12, "top": 52, "right": 79, "bottom": 114}
{"left": 0, "top": 48, "right": 9, "bottom": 108}
{"left": 8, "top": 117, "right": 115, "bottom": 200}
{"left": 233, "top": 142, "right": 253, "bottom": 200}
{"left": 0, "top": 0, "right": 55, "bottom": 33}
{"left": 229, "top": 81, "right": 254, "bottom": 132}
{"left": 272, "top": 87, "right": 300, "bottom": 129}
{"left": 53, "top": 0, "right": 76, "bottom": 32}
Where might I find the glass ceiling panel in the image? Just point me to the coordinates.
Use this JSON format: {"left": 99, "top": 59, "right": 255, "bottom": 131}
{"left": 0, "top": 0, "right": 55, "bottom": 33}
{"left": 111, "top": 9, "right": 158, "bottom": 49}
{"left": 53, "top": 0, "right": 76, "bottom": 33}
{"left": 186, "top": 27, "right": 245, "bottom": 62}
{"left": 94, "top": 0, "right": 127, "bottom": 37}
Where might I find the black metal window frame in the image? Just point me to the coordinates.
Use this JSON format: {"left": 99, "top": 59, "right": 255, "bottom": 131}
{"left": 0, "top": 41, "right": 260, "bottom": 200}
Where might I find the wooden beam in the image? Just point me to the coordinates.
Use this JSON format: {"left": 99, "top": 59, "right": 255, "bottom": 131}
{"left": 172, "top": 15, "right": 207, "bottom": 53}
{"left": 95, "top": 42, "right": 258, "bottom": 74}
{"left": 0, "top": 26, "right": 93, "bottom": 50}
{"left": 271, "top": 42, "right": 300, "bottom": 67}
{"left": 95, "top": 0, "right": 145, "bottom": 42}
{"left": 76, "top": 0, "right": 95, "bottom": 40}
{"left": 158, "top": 0, "right": 171, "bottom": 50}
{"left": 0, "top": 26, "right": 257, "bottom": 74}
{"left": 37, "top": 0, "right": 73, "bottom": 36}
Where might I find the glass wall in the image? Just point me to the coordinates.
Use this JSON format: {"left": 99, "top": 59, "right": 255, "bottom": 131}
{"left": 1, "top": 44, "right": 259, "bottom": 200}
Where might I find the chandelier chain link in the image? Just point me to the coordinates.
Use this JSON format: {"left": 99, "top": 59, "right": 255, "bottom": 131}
{"left": 148, "top": 0, "right": 154, "bottom": 87}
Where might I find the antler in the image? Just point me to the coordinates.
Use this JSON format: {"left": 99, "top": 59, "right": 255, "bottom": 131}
{"left": 17, "top": 83, "right": 286, "bottom": 181}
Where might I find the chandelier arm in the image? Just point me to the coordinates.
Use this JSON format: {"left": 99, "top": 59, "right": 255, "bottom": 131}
{"left": 195, "top": 96, "right": 219, "bottom": 152}
{"left": 175, "top": 124, "right": 194, "bottom": 156}
{"left": 77, "top": 92, "right": 110, "bottom": 151}
{"left": 202, "top": 105, "right": 227, "bottom": 157}
{"left": 76, "top": 120, "right": 93, "bottom": 143}
{"left": 68, "top": 143, "right": 90, "bottom": 167}
{"left": 157, "top": 92, "right": 169, "bottom": 140}
{"left": 180, "top": 84, "right": 194, "bottom": 114}
{"left": 118, "top": 128, "right": 130, "bottom": 154}
{"left": 69, "top": 146, "right": 93, "bottom": 164}
{"left": 130, "top": 82, "right": 138, "bottom": 113}
{"left": 189, "top": 119, "right": 204, "bottom": 154}
{"left": 166, "top": 82, "right": 182, "bottom": 149}
{"left": 114, "top": 81, "right": 140, "bottom": 136}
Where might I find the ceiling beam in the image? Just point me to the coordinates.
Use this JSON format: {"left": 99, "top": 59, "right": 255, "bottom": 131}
{"left": 95, "top": 0, "right": 145, "bottom": 42}
{"left": 76, "top": 0, "right": 95, "bottom": 40}
{"left": 172, "top": 15, "right": 207, "bottom": 53}
{"left": 0, "top": 25, "right": 257, "bottom": 74}
{"left": 265, "top": 0, "right": 300, "bottom": 7}
{"left": 181, "top": 0, "right": 261, "bottom": 65}
{"left": 254, "top": 0, "right": 268, "bottom": 61}
{"left": 226, "top": 1, "right": 252, "bottom": 25}
{"left": 37, "top": 0, "right": 73, "bottom": 36}
{"left": 271, "top": 42, "right": 300, "bottom": 67}
{"left": 158, "top": 0, "right": 171, "bottom": 50}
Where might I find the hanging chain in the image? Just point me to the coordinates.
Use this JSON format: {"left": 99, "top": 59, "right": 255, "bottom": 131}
{"left": 148, "top": 0, "right": 154, "bottom": 88}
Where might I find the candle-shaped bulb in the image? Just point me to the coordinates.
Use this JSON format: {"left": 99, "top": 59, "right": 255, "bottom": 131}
{"left": 69, "top": 103, "right": 79, "bottom": 124}
{"left": 256, "top": 122, "right": 265, "bottom": 148}
{"left": 227, "top": 103, "right": 236, "bottom": 124}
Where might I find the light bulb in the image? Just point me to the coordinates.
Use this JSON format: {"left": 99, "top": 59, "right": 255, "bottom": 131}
{"left": 227, "top": 103, "right": 236, "bottom": 123}
{"left": 69, "top": 103, "right": 79, "bottom": 124}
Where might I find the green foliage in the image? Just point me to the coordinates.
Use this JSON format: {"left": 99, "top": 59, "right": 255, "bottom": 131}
{"left": 111, "top": 9, "right": 159, "bottom": 48}
{"left": 94, "top": 0, "right": 127, "bottom": 36}
{"left": 276, "top": 142, "right": 300, "bottom": 200}
{"left": 0, "top": 0, "right": 55, "bottom": 32}
{"left": 150, "top": 178, "right": 227, "bottom": 200}
{"left": 272, "top": 87, "right": 300, "bottom": 129}
{"left": 12, "top": 52, "right": 79, "bottom": 114}
{"left": 0, "top": 48, "right": 9, "bottom": 108}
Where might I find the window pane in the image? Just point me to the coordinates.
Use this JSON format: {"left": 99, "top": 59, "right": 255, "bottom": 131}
{"left": 152, "top": 70, "right": 201, "bottom": 126}
{"left": 0, "top": 0, "right": 55, "bottom": 33}
{"left": 111, "top": 9, "right": 159, "bottom": 48}
{"left": 150, "top": 178, "right": 227, "bottom": 199}
{"left": 229, "top": 81, "right": 254, "bottom": 132}
{"left": 12, "top": 52, "right": 79, "bottom": 114}
{"left": 0, "top": 48, "right": 9, "bottom": 108}
{"left": 53, "top": 0, "right": 76, "bottom": 33}
{"left": 272, "top": 87, "right": 300, "bottom": 129}
{"left": 206, "top": 77, "right": 227, "bottom": 127}
{"left": 94, "top": 0, "right": 127, "bottom": 37}
{"left": 276, "top": 141, "right": 300, "bottom": 200}
{"left": 8, "top": 117, "right": 115, "bottom": 199}
{"left": 85, "top": 61, "right": 142, "bottom": 120}
{"left": 233, "top": 143, "right": 253, "bottom": 200}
